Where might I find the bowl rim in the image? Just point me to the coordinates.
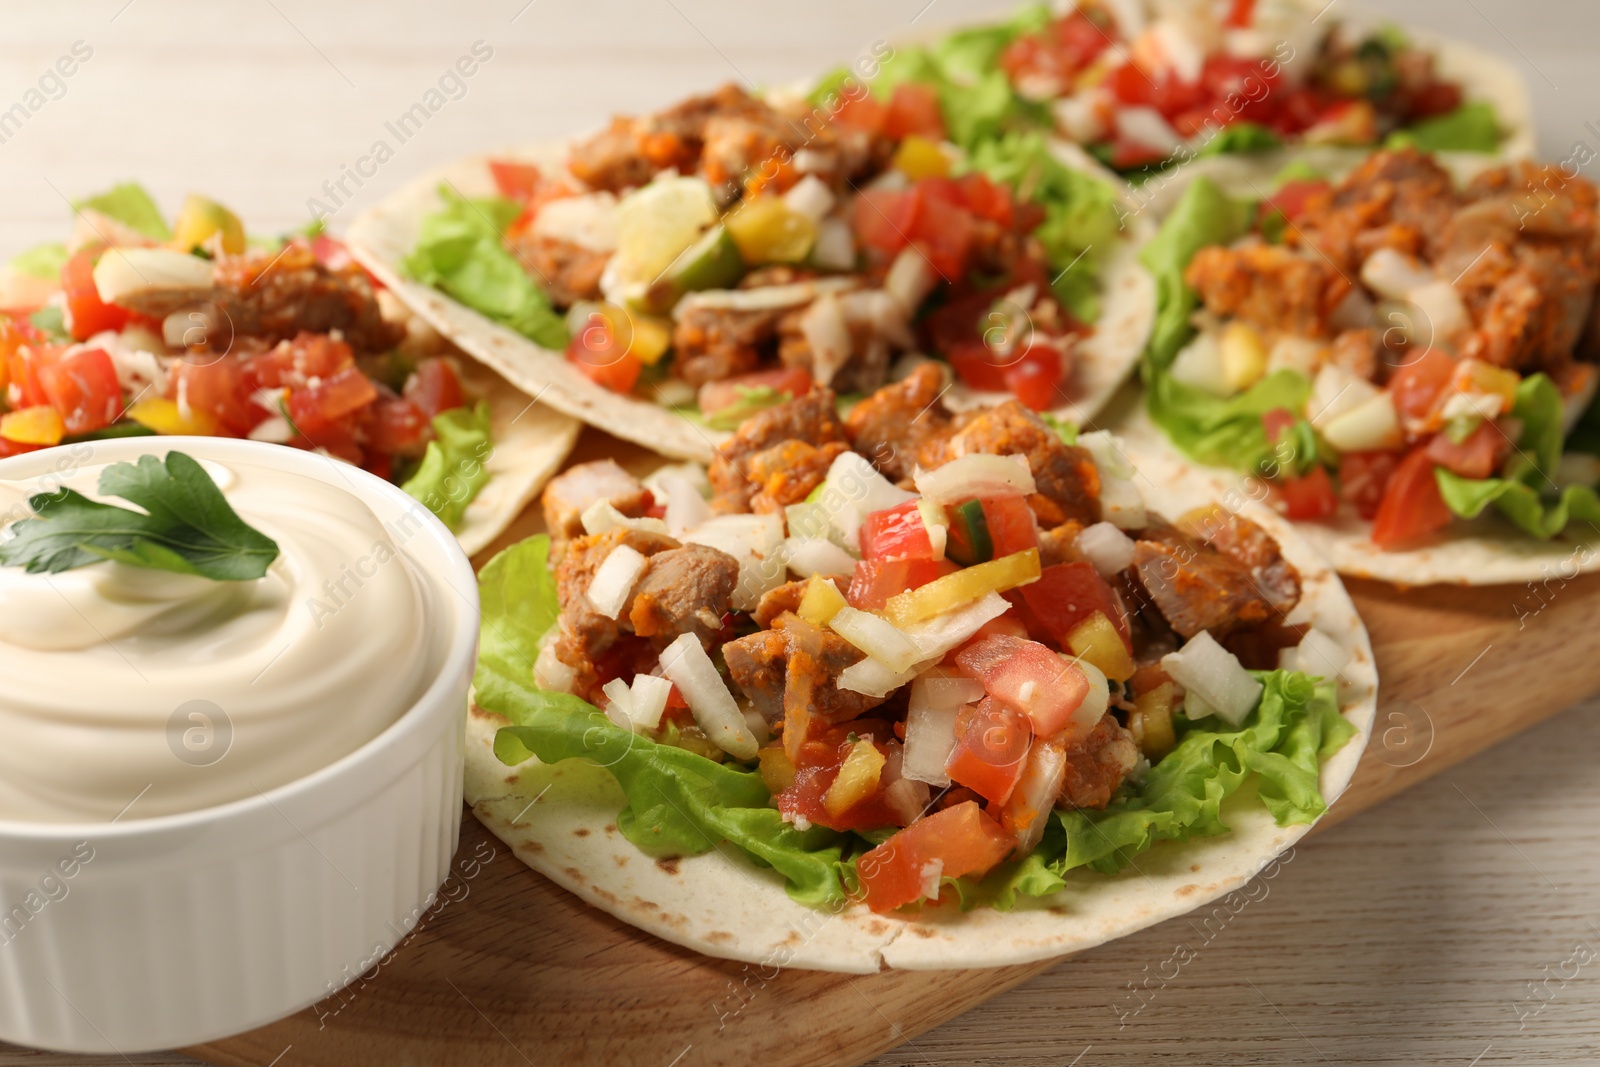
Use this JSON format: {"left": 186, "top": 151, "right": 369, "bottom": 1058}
{"left": 0, "top": 435, "right": 479, "bottom": 842}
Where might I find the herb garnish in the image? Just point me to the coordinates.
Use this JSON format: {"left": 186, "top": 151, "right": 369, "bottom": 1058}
{"left": 0, "top": 451, "right": 279, "bottom": 580}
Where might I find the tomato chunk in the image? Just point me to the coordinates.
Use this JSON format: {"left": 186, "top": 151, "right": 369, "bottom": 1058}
{"left": 979, "top": 496, "right": 1038, "bottom": 558}
{"left": 883, "top": 83, "right": 946, "bottom": 141}
{"left": 488, "top": 160, "right": 543, "bottom": 201}
{"left": 855, "top": 801, "right": 1013, "bottom": 913}
{"left": 288, "top": 366, "right": 378, "bottom": 431}
{"left": 1370, "top": 446, "right": 1454, "bottom": 547}
{"left": 955, "top": 636, "right": 1090, "bottom": 738}
{"left": 38, "top": 347, "right": 122, "bottom": 435}
{"left": 168, "top": 357, "right": 260, "bottom": 437}
{"left": 1018, "top": 561, "right": 1131, "bottom": 650}
{"left": 1424, "top": 422, "right": 1507, "bottom": 481}
{"left": 846, "top": 557, "right": 960, "bottom": 611}
{"left": 1277, "top": 465, "right": 1338, "bottom": 521}
{"left": 1339, "top": 449, "right": 1399, "bottom": 521}
{"left": 776, "top": 722, "right": 900, "bottom": 833}
{"left": 61, "top": 249, "right": 132, "bottom": 341}
{"left": 403, "top": 357, "right": 465, "bottom": 419}
{"left": 1388, "top": 348, "right": 1456, "bottom": 424}
{"left": 943, "top": 697, "right": 1033, "bottom": 805}
{"left": 368, "top": 396, "right": 432, "bottom": 455}
{"left": 860, "top": 500, "right": 935, "bottom": 562}
{"left": 7, "top": 343, "right": 59, "bottom": 409}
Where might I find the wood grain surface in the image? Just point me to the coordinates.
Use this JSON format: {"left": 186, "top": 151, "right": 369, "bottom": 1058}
{"left": 2, "top": 2, "right": 1599, "bottom": 1064}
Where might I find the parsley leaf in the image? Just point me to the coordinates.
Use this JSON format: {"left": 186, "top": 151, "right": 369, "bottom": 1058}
{"left": 0, "top": 452, "right": 279, "bottom": 580}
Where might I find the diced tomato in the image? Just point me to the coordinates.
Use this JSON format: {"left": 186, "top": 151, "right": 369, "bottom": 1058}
{"left": 1261, "top": 407, "right": 1298, "bottom": 446}
{"left": 968, "top": 613, "right": 1031, "bottom": 644}
{"left": 860, "top": 500, "right": 936, "bottom": 562}
{"left": 776, "top": 722, "right": 900, "bottom": 833}
{"left": 1339, "top": 449, "right": 1400, "bottom": 521}
{"left": 7, "top": 343, "right": 58, "bottom": 409}
{"left": 1388, "top": 347, "right": 1456, "bottom": 423}
{"left": 38, "top": 347, "right": 122, "bottom": 435}
{"left": 1370, "top": 446, "right": 1454, "bottom": 547}
{"left": 883, "top": 83, "right": 945, "bottom": 141}
{"left": 956, "top": 173, "right": 1014, "bottom": 229}
{"left": 403, "top": 357, "right": 465, "bottom": 419}
{"left": 696, "top": 367, "right": 813, "bottom": 420}
{"left": 288, "top": 366, "right": 378, "bottom": 431}
{"left": 1264, "top": 180, "right": 1331, "bottom": 225}
{"left": 943, "top": 697, "right": 1033, "bottom": 805}
{"left": 1424, "top": 421, "right": 1508, "bottom": 481}
{"left": 1199, "top": 56, "right": 1281, "bottom": 126}
{"left": 831, "top": 90, "right": 888, "bottom": 134}
{"left": 168, "top": 357, "right": 260, "bottom": 437}
{"left": 855, "top": 801, "right": 1013, "bottom": 913}
{"left": 1002, "top": 346, "right": 1063, "bottom": 411}
{"left": 1108, "top": 136, "right": 1172, "bottom": 171}
{"left": 61, "top": 249, "right": 132, "bottom": 341}
{"left": 1276, "top": 464, "right": 1338, "bottom": 521}
{"left": 846, "top": 557, "right": 960, "bottom": 611}
{"left": 912, "top": 192, "right": 974, "bottom": 281}
{"left": 1106, "top": 63, "right": 1155, "bottom": 107}
{"left": 488, "top": 160, "right": 543, "bottom": 201}
{"left": 1224, "top": 0, "right": 1257, "bottom": 28}
{"left": 1018, "top": 561, "right": 1131, "bottom": 650}
{"left": 368, "top": 396, "right": 431, "bottom": 455}
{"left": 1053, "top": 10, "right": 1113, "bottom": 69}
{"left": 979, "top": 496, "right": 1039, "bottom": 558}
{"left": 565, "top": 312, "right": 641, "bottom": 394}
{"left": 948, "top": 340, "right": 1010, "bottom": 392}
{"left": 955, "top": 636, "right": 1091, "bottom": 739}
{"left": 0, "top": 437, "right": 42, "bottom": 458}
{"left": 1407, "top": 81, "right": 1464, "bottom": 122}
{"left": 245, "top": 332, "right": 355, "bottom": 391}
{"left": 854, "top": 187, "right": 921, "bottom": 256}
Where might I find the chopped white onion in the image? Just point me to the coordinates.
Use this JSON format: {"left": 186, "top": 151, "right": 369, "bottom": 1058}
{"left": 902, "top": 701, "right": 960, "bottom": 787}
{"left": 628, "top": 673, "right": 672, "bottom": 730}
{"left": 784, "top": 501, "right": 834, "bottom": 543}
{"left": 837, "top": 655, "right": 920, "bottom": 698}
{"left": 1407, "top": 280, "right": 1471, "bottom": 345}
{"left": 585, "top": 545, "right": 649, "bottom": 620}
{"left": 1066, "top": 656, "right": 1109, "bottom": 729}
{"left": 815, "top": 451, "right": 916, "bottom": 553}
{"left": 1321, "top": 391, "right": 1402, "bottom": 453}
{"left": 1170, "top": 332, "right": 1230, "bottom": 396}
{"left": 1162, "top": 631, "right": 1263, "bottom": 727}
{"left": 798, "top": 293, "right": 853, "bottom": 386}
{"left": 650, "top": 471, "right": 712, "bottom": 537}
{"left": 674, "top": 277, "right": 857, "bottom": 315}
{"left": 883, "top": 777, "right": 931, "bottom": 824}
{"left": 1099, "top": 477, "right": 1147, "bottom": 531}
{"left": 1078, "top": 430, "right": 1136, "bottom": 480}
{"left": 580, "top": 499, "right": 669, "bottom": 538}
{"left": 601, "top": 678, "right": 636, "bottom": 728}
{"left": 912, "top": 672, "right": 986, "bottom": 712}
{"left": 1307, "top": 364, "right": 1381, "bottom": 429}
{"left": 531, "top": 191, "right": 620, "bottom": 252}
{"left": 1267, "top": 336, "right": 1326, "bottom": 378}
{"left": 914, "top": 453, "right": 1035, "bottom": 506}
{"left": 1075, "top": 522, "right": 1136, "bottom": 578}
{"left": 1004, "top": 740, "right": 1067, "bottom": 854}
{"left": 1360, "top": 248, "right": 1437, "bottom": 301}
{"left": 918, "top": 499, "right": 949, "bottom": 561}
{"left": 810, "top": 217, "right": 856, "bottom": 272}
{"left": 830, "top": 606, "right": 923, "bottom": 673}
{"left": 918, "top": 859, "right": 945, "bottom": 902}
{"left": 782, "top": 175, "right": 835, "bottom": 222}
{"left": 683, "top": 513, "right": 786, "bottom": 612}
{"left": 1116, "top": 106, "right": 1184, "bottom": 153}
{"left": 658, "top": 634, "right": 758, "bottom": 760}
{"left": 783, "top": 537, "right": 857, "bottom": 579}
{"left": 1281, "top": 628, "right": 1351, "bottom": 682}
{"left": 901, "top": 592, "right": 1012, "bottom": 661}
{"left": 534, "top": 638, "right": 577, "bottom": 694}
{"left": 839, "top": 289, "right": 913, "bottom": 347}
{"left": 884, "top": 247, "right": 938, "bottom": 314}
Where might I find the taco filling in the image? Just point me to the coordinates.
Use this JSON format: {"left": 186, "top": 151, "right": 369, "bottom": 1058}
{"left": 475, "top": 369, "right": 1357, "bottom": 915}
{"left": 0, "top": 184, "right": 500, "bottom": 530}
{"left": 401, "top": 79, "right": 1128, "bottom": 424}
{"left": 895, "top": 0, "right": 1503, "bottom": 174}
{"left": 1141, "top": 148, "right": 1600, "bottom": 548}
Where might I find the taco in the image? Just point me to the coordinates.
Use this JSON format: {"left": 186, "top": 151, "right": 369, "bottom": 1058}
{"left": 463, "top": 370, "right": 1375, "bottom": 971}
{"left": 0, "top": 184, "right": 579, "bottom": 556}
{"left": 346, "top": 77, "right": 1155, "bottom": 464}
{"left": 879, "top": 0, "right": 1532, "bottom": 185}
{"left": 1126, "top": 146, "right": 1600, "bottom": 584}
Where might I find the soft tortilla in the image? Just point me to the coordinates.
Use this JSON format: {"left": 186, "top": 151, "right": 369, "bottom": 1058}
{"left": 462, "top": 443, "right": 1377, "bottom": 972}
{"left": 347, "top": 140, "right": 1154, "bottom": 464}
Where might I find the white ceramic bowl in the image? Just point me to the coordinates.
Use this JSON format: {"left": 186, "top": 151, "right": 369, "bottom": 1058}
{"left": 0, "top": 438, "right": 477, "bottom": 1054}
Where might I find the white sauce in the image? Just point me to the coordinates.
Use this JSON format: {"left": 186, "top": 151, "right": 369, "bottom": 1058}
{"left": 0, "top": 457, "right": 432, "bottom": 823}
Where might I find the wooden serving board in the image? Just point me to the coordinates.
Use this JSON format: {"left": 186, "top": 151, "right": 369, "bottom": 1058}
{"left": 189, "top": 431, "right": 1600, "bottom": 1067}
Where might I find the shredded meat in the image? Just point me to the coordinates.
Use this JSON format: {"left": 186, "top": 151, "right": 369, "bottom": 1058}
{"left": 1184, "top": 241, "right": 1352, "bottom": 338}
{"left": 210, "top": 243, "right": 402, "bottom": 354}
{"left": 542, "top": 459, "right": 653, "bottom": 541}
{"left": 553, "top": 527, "right": 681, "bottom": 700}
{"left": 1127, "top": 521, "right": 1274, "bottom": 640}
{"left": 1294, "top": 148, "right": 1457, "bottom": 274}
{"left": 753, "top": 579, "right": 809, "bottom": 629}
{"left": 708, "top": 389, "right": 848, "bottom": 512}
{"left": 844, "top": 363, "right": 951, "bottom": 482}
{"left": 927, "top": 401, "right": 1102, "bottom": 527}
{"left": 1056, "top": 713, "right": 1139, "bottom": 810}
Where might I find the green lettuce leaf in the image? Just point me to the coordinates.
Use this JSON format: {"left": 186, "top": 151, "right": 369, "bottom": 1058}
{"left": 1386, "top": 101, "right": 1502, "bottom": 154}
{"left": 932, "top": 4, "right": 1052, "bottom": 81}
{"left": 1433, "top": 373, "right": 1600, "bottom": 538}
{"left": 75, "top": 182, "right": 170, "bottom": 240}
{"left": 871, "top": 44, "right": 1048, "bottom": 153}
{"left": 402, "top": 186, "right": 568, "bottom": 351}
{"left": 9, "top": 242, "right": 67, "bottom": 280}
{"left": 1140, "top": 176, "right": 1256, "bottom": 368}
{"left": 967, "top": 131, "right": 1123, "bottom": 321}
{"left": 1197, "top": 122, "right": 1283, "bottom": 157}
{"left": 1148, "top": 370, "right": 1314, "bottom": 472}
{"left": 401, "top": 400, "right": 493, "bottom": 530}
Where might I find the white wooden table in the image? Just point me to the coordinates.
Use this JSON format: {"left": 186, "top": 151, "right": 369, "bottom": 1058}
{"left": 2, "top": 2, "right": 1598, "bottom": 1064}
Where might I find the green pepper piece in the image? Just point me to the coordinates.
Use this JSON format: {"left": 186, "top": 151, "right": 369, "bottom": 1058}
{"left": 944, "top": 499, "right": 993, "bottom": 566}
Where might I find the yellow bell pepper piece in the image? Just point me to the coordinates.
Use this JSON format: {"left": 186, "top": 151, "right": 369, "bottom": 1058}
{"left": 757, "top": 746, "right": 797, "bottom": 795}
{"left": 1456, "top": 360, "right": 1520, "bottom": 409}
{"left": 881, "top": 548, "right": 1041, "bottom": 627}
{"left": 892, "top": 136, "right": 951, "bottom": 180}
{"left": 798, "top": 577, "right": 848, "bottom": 628}
{"left": 1, "top": 405, "right": 64, "bottom": 446}
{"left": 724, "top": 197, "right": 816, "bottom": 265}
{"left": 171, "top": 194, "right": 246, "bottom": 255}
{"left": 1220, "top": 321, "right": 1268, "bottom": 394}
{"left": 126, "top": 397, "right": 220, "bottom": 436}
{"left": 1067, "top": 612, "right": 1136, "bottom": 683}
{"left": 1130, "top": 682, "right": 1177, "bottom": 760}
{"left": 613, "top": 306, "right": 673, "bottom": 365}
{"left": 823, "top": 738, "right": 885, "bottom": 818}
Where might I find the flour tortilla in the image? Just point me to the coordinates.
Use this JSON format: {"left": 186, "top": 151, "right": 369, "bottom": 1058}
{"left": 347, "top": 139, "right": 1155, "bottom": 465}
{"left": 462, "top": 443, "right": 1376, "bottom": 972}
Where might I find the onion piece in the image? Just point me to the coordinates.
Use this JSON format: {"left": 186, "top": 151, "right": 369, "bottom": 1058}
{"left": 901, "top": 591, "right": 1012, "bottom": 661}
{"left": 650, "top": 471, "right": 712, "bottom": 537}
{"left": 534, "top": 638, "right": 577, "bottom": 694}
{"left": 1099, "top": 477, "right": 1147, "bottom": 531}
{"left": 885, "top": 247, "right": 938, "bottom": 314}
{"left": 1075, "top": 522, "right": 1135, "bottom": 578}
{"left": 674, "top": 277, "right": 857, "bottom": 315}
{"left": 1360, "top": 248, "right": 1436, "bottom": 301}
{"left": 815, "top": 451, "right": 916, "bottom": 552}
{"left": 1280, "top": 628, "right": 1351, "bottom": 682}
{"left": 1004, "top": 738, "right": 1067, "bottom": 854}
{"left": 810, "top": 217, "right": 855, "bottom": 271}
{"left": 601, "top": 678, "right": 636, "bottom": 729}
{"left": 1162, "top": 631, "right": 1262, "bottom": 727}
{"left": 628, "top": 673, "right": 672, "bottom": 730}
{"left": 784, "top": 537, "right": 857, "bottom": 579}
{"left": 830, "top": 606, "right": 923, "bottom": 673}
{"left": 837, "top": 655, "right": 919, "bottom": 698}
{"left": 584, "top": 544, "right": 648, "bottom": 620}
{"left": 1116, "top": 106, "right": 1184, "bottom": 152}
{"left": 918, "top": 499, "right": 949, "bottom": 561}
{"left": 914, "top": 453, "right": 1035, "bottom": 506}
{"left": 1077, "top": 430, "right": 1135, "bottom": 480}
{"left": 902, "top": 698, "right": 961, "bottom": 787}
{"left": 683, "top": 513, "right": 785, "bottom": 612}
{"left": 913, "top": 671, "right": 985, "bottom": 711}
{"left": 798, "top": 293, "right": 852, "bottom": 386}
{"left": 580, "top": 499, "right": 670, "bottom": 538}
{"left": 1308, "top": 364, "right": 1381, "bottom": 429}
{"left": 783, "top": 175, "right": 835, "bottom": 221}
{"left": 883, "top": 777, "right": 931, "bottom": 824}
{"left": 1066, "top": 656, "right": 1109, "bottom": 728}
{"left": 658, "top": 634, "right": 758, "bottom": 760}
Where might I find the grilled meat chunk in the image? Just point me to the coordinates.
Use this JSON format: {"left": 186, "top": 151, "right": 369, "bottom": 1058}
{"left": 1178, "top": 505, "right": 1301, "bottom": 615}
{"left": 210, "top": 243, "right": 403, "bottom": 353}
{"left": 708, "top": 389, "right": 848, "bottom": 512}
{"left": 844, "top": 363, "right": 951, "bottom": 482}
{"left": 542, "top": 459, "right": 653, "bottom": 541}
{"left": 928, "top": 401, "right": 1102, "bottom": 526}
{"left": 1057, "top": 713, "right": 1139, "bottom": 810}
{"left": 628, "top": 543, "right": 739, "bottom": 642}
{"left": 1128, "top": 522, "right": 1275, "bottom": 640}
{"left": 1184, "top": 241, "right": 1351, "bottom": 338}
